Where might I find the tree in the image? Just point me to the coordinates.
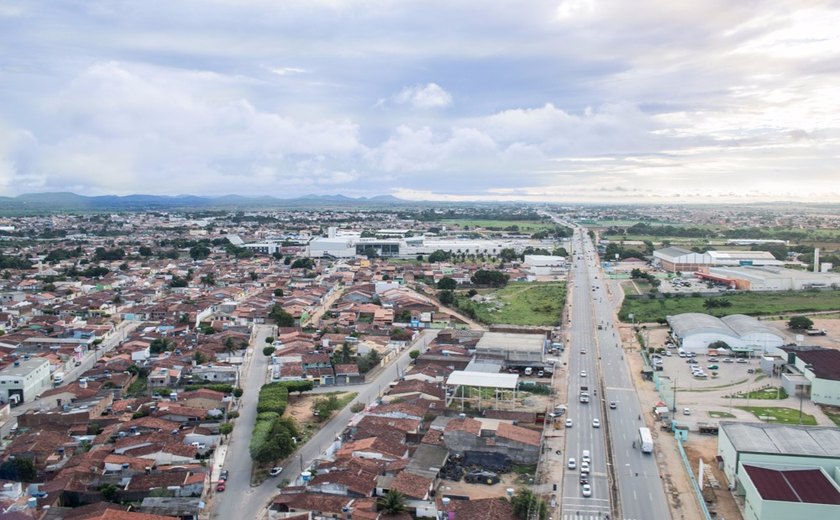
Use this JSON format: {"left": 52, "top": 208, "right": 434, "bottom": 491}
{"left": 265, "top": 336, "right": 275, "bottom": 344}
{"left": 138, "top": 246, "right": 153, "bottom": 257}
{"left": 269, "top": 305, "right": 295, "bottom": 327}
{"left": 219, "top": 423, "right": 234, "bottom": 436}
{"left": 499, "top": 247, "right": 519, "bottom": 262}
{"left": 438, "top": 290, "right": 455, "bottom": 305}
{"left": 367, "top": 349, "right": 381, "bottom": 366}
{"left": 273, "top": 288, "right": 284, "bottom": 297}
{"left": 409, "top": 349, "right": 420, "bottom": 360}
{"left": 788, "top": 316, "right": 814, "bottom": 330}
{"left": 200, "top": 273, "right": 216, "bottom": 286}
{"left": 437, "top": 277, "right": 457, "bottom": 290}
{"left": 233, "top": 387, "right": 244, "bottom": 398}
{"left": 510, "top": 488, "right": 548, "bottom": 520}
{"left": 377, "top": 490, "right": 407, "bottom": 514}
{"left": 338, "top": 343, "right": 354, "bottom": 363}
{"left": 428, "top": 249, "right": 450, "bottom": 263}
{"left": 150, "top": 338, "right": 172, "bottom": 354}
{"left": 290, "top": 258, "right": 315, "bottom": 269}
{"left": 471, "top": 269, "right": 509, "bottom": 287}
{"left": 0, "top": 458, "right": 36, "bottom": 482}
{"left": 263, "top": 346, "right": 276, "bottom": 356}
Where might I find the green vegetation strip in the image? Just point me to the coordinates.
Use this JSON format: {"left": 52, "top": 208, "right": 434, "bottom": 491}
{"left": 821, "top": 407, "right": 840, "bottom": 427}
{"left": 619, "top": 290, "right": 840, "bottom": 323}
{"left": 729, "top": 387, "right": 788, "bottom": 400}
{"left": 456, "top": 282, "right": 566, "bottom": 326}
{"left": 737, "top": 406, "right": 817, "bottom": 425}
{"left": 438, "top": 219, "right": 555, "bottom": 232}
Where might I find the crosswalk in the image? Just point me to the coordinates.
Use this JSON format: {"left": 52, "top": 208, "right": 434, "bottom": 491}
{"left": 559, "top": 516, "right": 642, "bottom": 520}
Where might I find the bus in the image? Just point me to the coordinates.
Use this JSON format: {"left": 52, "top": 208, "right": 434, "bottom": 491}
{"left": 638, "top": 427, "right": 653, "bottom": 453}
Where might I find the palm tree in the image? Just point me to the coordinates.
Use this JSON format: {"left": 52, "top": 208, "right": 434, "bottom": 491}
{"left": 224, "top": 337, "right": 237, "bottom": 355}
{"left": 377, "top": 490, "right": 407, "bottom": 514}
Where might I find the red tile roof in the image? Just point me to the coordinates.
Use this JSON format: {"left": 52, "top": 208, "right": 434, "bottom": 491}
{"left": 744, "top": 465, "right": 840, "bottom": 504}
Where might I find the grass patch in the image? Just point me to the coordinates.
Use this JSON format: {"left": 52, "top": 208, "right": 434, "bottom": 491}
{"left": 821, "top": 407, "right": 840, "bottom": 427}
{"left": 126, "top": 377, "right": 148, "bottom": 397}
{"left": 708, "top": 410, "right": 736, "bottom": 418}
{"left": 456, "top": 282, "right": 565, "bottom": 326}
{"left": 738, "top": 406, "right": 817, "bottom": 425}
{"left": 619, "top": 290, "right": 840, "bottom": 323}
{"left": 729, "top": 387, "right": 788, "bottom": 400}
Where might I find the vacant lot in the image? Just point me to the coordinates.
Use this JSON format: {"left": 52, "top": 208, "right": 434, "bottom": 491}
{"left": 619, "top": 290, "right": 840, "bottom": 323}
{"left": 457, "top": 282, "right": 565, "bottom": 326}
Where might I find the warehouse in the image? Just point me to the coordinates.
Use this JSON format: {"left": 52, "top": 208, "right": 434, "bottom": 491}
{"left": 782, "top": 347, "right": 840, "bottom": 407}
{"left": 720, "top": 315, "right": 785, "bottom": 354}
{"left": 704, "top": 266, "right": 840, "bottom": 291}
{"left": 717, "top": 422, "right": 840, "bottom": 520}
{"left": 474, "top": 332, "right": 546, "bottom": 366}
{"left": 667, "top": 313, "right": 746, "bottom": 352}
{"left": 653, "top": 247, "right": 784, "bottom": 273}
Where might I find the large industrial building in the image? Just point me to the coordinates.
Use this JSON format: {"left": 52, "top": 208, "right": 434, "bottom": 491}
{"left": 699, "top": 266, "right": 840, "bottom": 291}
{"left": 473, "top": 332, "right": 546, "bottom": 367}
{"left": 717, "top": 422, "right": 840, "bottom": 520}
{"left": 780, "top": 347, "right": 840, "bottom": 407}
{"left": 653, "top": 247, "right": 783, "bottom": 273}
{"left": 667, "top": 313, "right": 785, "bottom": 354}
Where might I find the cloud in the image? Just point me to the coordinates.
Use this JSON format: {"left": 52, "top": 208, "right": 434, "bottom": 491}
{"left": 394, "top": 83, "right": 452, "bottom": 110}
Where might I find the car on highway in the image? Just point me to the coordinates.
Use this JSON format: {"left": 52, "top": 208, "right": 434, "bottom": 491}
{"left": 581, "top": 484, "right": 592, "bottom": 497}
{"left": 565, "top": 418, "right": 573, "bottom": 427}
{"left": 580, "top": 461, "right": 590, "bottom": 473}
{"left": 580, "top": 370, "right": 587, "bottom": 377}
{"left": 579, "top": 473, "right": 589, "bottom": 485}
{"left": 592, "top": 418, "right": 601, "bottom": 428}
{"left": 269, "top": 467, "right": 283, "bottom": 477}
{"left": 580, "top": 349, "right": 587, "bottom": 355}
{"left": 582, "top": 450, "right": 591, "bottom": 464}
{"left": 609, "top": 401, "right": 617, "bottom": 409}
{"left": 568, "top": 457, "right": 576, "bottom": 469}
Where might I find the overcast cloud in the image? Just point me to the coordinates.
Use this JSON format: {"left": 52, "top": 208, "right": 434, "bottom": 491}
{"left": 1, "top": 0, "right": 839, "bottom": 202}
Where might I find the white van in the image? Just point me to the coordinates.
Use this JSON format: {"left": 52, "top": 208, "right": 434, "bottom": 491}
{"left": 582, "top": 450, "right": 591, "bottom": 464}
{"left": 524, "top": 367, "right": 533, "bottom": 376}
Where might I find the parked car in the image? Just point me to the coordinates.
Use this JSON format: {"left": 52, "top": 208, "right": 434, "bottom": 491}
{"left": 747, "top": 368, "right": 756, "bottom": 374}
{"left": 565, "top": 418, "right": 573, "bottom": 428}
{"left": 723, "top": 358, "right": 734, "bottom": 363}
{"left": 216, "top": 482, "right": 226, "bottom": 492}
{"left": 219, "top": 469, "right": 229, "bottom": 481}
{"left": 737, "top": 358, "right": 748, "bottom": 364}
{"left": 465, "top": 471, "right": 500, "bottom": 485}
{"left": 269, "top": 467, "right": 283, "bottom": 477}
{"left": 683, "top": 408, "right": 691, "bottom": 416}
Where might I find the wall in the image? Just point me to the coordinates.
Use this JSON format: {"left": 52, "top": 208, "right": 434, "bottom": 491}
{"left": 810, "top": 378, "right": 840, "bottom": 407}
{"left": 444, "top": 430, "right": 539, "bottom": 464}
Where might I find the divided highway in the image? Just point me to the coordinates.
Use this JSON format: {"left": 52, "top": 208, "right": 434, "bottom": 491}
{"left": 555, "top": 219, "right": 671, "bottom": 520}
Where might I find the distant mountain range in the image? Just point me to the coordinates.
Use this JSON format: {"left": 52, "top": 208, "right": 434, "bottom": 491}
{"left": 0, "top": 192, "right": 408, "bottom": 213}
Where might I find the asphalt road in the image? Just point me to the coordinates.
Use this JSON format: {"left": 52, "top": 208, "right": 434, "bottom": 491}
{"left": 212, "top": 328, "right": 437, "bottom": 520}
{"left": 556, "top": 222, "right": 671, "bottom": 520}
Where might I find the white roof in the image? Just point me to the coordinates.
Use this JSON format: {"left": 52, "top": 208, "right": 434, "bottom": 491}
{"left": 446, "top": 371, "right": 519, "bottom": 389}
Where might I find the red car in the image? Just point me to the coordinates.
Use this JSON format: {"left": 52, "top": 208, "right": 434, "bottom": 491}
{"left": 216, "top": 482, "right": 226, "bottom": 492}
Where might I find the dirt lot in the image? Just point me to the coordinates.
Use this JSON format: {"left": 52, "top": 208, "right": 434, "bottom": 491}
{"left": 764, "top": 317, "right": 840, "bottom": 349}
{"left": 684, "top": 437, "right": 742, "bottom": 520}
{"left": 286, "top": 391, "right": 356, "bottom": 440}
{"left": 438, "top": 471, "right": 525, "bottom": 500}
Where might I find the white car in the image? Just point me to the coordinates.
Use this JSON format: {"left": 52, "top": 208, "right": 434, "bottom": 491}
{"left": 568, "top": 457, "right": 577, "bottom": 469}
{"left": 592, "top": 418, "right": 601, "bottom": 428}
{"left": 581, "top": 484, "right": 592, "bottom": 497}
{"left": 269, "top": 467, "right": 283, "bottom": 477}
{"left": 580, "top": 370, "right": 587, "bottom": 377}
{"left": 683, "top": 408, "right": 691, "bottom": 416}
{"left": 565, "top": 418, "right": 573, "bottom": 428}
{"left": 580, "top": 461, "right": 590, "bottom": 473}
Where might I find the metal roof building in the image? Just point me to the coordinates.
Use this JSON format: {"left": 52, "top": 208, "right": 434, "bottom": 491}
{"left": 667, "top": 313, "right": 745, "bottom": 352}
{"left": 721, "top": 314, "right": 785, "bottom": 353}
{"left": 718, "top": 422, "right": 840, "bottom": 519}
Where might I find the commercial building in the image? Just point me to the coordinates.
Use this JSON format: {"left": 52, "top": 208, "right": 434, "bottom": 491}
{"left": 0, "top": 357, "right": 52, "bottom": 405}
{"left": 717, "top": 422, "right": 840, "bottom": 520}
{"left": 474, "top": 332, "right": 546, "bottom": 366}
{"left": 781, "top": 347, "right": 840, "bottom": 407}
{"left": 667, "top": 313, "right": 784, "bottom": 354}
{"left": 701, "top": 266, "right": 840, "bottom": 291}
{"left": 653, "top": 247, "right": 783, "bottom": 273}
{"left": 523, "top": 255, "right": 567, "bottom": 277}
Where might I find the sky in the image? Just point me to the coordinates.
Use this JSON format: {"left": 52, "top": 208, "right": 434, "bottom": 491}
{"left": 1, "top": 0, "right": 839, "bottom": 203}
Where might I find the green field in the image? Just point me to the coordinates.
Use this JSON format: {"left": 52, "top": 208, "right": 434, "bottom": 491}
{"left": 730, "top": 387, "right": 788, "bottom": 400}
{"left": 457, "top": 282, "right": 565, "bottom": 326}
{"left": 438, "top": 219, "right": 555, "bottom": 233}
{"left": 738, "top": 406, "right": 817, "bottom": 425}
{"left": 619, "top": 290, "right": 840, "bottom": 323}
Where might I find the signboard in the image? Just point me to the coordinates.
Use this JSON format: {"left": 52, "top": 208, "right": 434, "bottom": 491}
{"left": 739, "top": 260, "right": 754, "bottom": 266}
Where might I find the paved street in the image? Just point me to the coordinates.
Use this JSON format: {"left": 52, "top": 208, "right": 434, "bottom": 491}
{"left": 212, "top": 328, "right": 437, "bottom": 520}
{"left": 555, "top": 220, "right": 670, "bottom": 520}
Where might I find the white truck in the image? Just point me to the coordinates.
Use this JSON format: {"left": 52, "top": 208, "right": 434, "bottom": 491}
{"left": 638, "top": 427, "right": 654, "bottom": 453}
{"left": 52, "top": 372, "right": 65, "bottom": 386}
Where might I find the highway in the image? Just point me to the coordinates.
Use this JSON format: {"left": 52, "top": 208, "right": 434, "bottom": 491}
{"left": 556, "top": 219, "right": 671, "bottom": 520}
{"left": 212, "top": 328, "right": 437, "bottom": 520}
